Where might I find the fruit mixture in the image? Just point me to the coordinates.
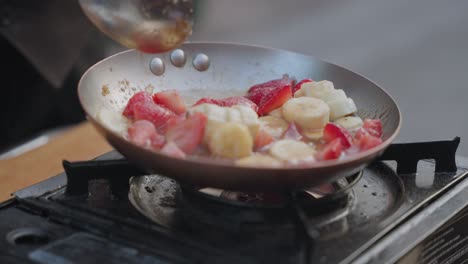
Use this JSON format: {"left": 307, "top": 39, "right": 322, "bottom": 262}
{"left": 103, "top": 76, "right": 384, "bottom": 167}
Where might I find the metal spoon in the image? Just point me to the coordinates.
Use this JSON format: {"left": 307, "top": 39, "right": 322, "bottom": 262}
{"left": 79, "top": 0, "right": 194, "bottom": 53}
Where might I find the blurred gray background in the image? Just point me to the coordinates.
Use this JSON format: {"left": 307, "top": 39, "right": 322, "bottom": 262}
{"left": 189, "top": 0, "right": 468, "bottom": 155}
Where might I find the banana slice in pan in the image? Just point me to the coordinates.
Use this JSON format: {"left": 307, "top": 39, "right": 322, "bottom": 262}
{"left": 269, "top": 139, "right": 316, "bottom": 161}
{"left": 334, "top": 116, "right": 363, "bottom": 131}
{"left": 282, "top": 97, "right": 330, "bottom": 130}
{"left": 320, "top": 89, "right": 347, "bottom": 103}
{"left": 268, "top": 108, "right": 284, "bottom": 118}
{"left": 259, "top": 116, "right": 289, "bottom": 138}
{"left": 208, "top": 122, "right": 253, "bottom": 159}
{"left": 302, "top": 129, "right": 324, "bottom": 141}
{"left": 328, "top": 98, "right": 357, "bottom": 120}
{"left": 230, "top": 105, "right": 260, "bottom": 136}
{"left": 292, "top": 80, "right": 358, "bottom": 121}
{"left": 190, "top": 103, "right": 260, "bottom": 141}
{"left": 294, "top": 80, "right": 335, "bottom": 99}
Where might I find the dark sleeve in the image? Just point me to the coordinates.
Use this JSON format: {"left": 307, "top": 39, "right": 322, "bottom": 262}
{"left": 0, "top": 0, "right": 94, "bottom": 88}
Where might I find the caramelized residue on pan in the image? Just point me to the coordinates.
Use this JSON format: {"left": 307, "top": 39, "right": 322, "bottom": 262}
{"left": 101, "top": 84, "right": 110, "bottom": 96}
{"left": 118, "top": 79, "right": 130, "bottom": 87}
{"left": 145, "top": 84, "right": 155, "bottom": 94}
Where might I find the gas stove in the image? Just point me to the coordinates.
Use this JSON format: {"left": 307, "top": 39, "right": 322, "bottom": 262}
{"left": 1, "top": 138, "right": 468, "bottom": 264}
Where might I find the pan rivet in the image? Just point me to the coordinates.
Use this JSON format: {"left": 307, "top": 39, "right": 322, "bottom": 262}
{"left": 170, "top": 49, "right": 186, "bottom": 67}
{"left": 192, "top": 53, "right": 210, "bottom": 71}
{"left": 149, "top": 58, "right": 165, "bottom": 76}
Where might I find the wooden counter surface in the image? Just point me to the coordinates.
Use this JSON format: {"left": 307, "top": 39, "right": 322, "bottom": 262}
{"left": 0, "top": 122, "right": 112, "bottom": 201}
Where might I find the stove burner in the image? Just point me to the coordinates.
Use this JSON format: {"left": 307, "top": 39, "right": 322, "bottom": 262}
{"left": 188, "top": 172, "right": 362, "bottom": 214}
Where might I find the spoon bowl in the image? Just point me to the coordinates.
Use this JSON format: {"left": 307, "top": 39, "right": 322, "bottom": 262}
{"left": 79, "top": 0, "right": 193, "bottom": 53}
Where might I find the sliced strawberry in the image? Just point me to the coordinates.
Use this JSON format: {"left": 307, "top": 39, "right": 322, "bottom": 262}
{"left": 152, "top": 90, "right": 187, "bottom": 115}
{"left": 354, "top": 127, "right": 367, "bottom": 140}
{"left": 282, "top": 122, "right": 303, "bottom": 141}
{"left": 292, "top": 79, "right": 313, "bottom": 94}
{"left": 193, "top": 96, "right": 258, "bottom": 112}
{"left": 150, "top": 133, "right": 166, "bottom": 149}
{"left": 123, "top": 91, "right": 152, "bottom": 119}
{"left": 246, "top": 76, "right": 294, "bottom": 115}
{"left": 318, "top": 138, "right": 343, "bottom": 160}
{"left": 357, "top": 133, "right": 383, "bottom": 151}
{"left": 254, "top": 128, "right": 275, "bottom": 149}
{"left": 127, "top": 120, "right": 157, "bottom": 148}
{"left": 322, "top": 123, "right": 353, "bottom": 149}
{"left": 362, "top": 119, "right": 383, "bottom": 138}
{"left": 165, "top": 112, "right": 207, "bottom": 154}
{"left": 160, "top": 142, "right": 186, "bottom": 159}
{"left": 193, "top": 97, "right": 219, "bottom": 106}
{"left": 246, "top": 78, "right": 289, "bottom": 105}
{"left": 219, "top": 97, "right": 258, "bottom": 112}
{"left": 259, "top": 87, "right": 292, "bottom": 115}
{"left": 133, "top": 101, "right": 177, "bottom": 131}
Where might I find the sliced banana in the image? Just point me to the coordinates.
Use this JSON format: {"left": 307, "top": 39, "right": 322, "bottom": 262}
{"left": 190, "top": 103, "right": 260, "bottom": 142}
{"left": 320, "top": 89, "right": 347, "bottom": 103}
{"left": 96, "top": 108, "right": 128, "bottom": 134}
{"left": 190, "top": 103, "right": 227, "bottom": 143}
{"left": 328, "top": 98, "right": 357, "bottom": 120}
{"left": 190, "top": 103, "right": 228, "bottom": 122}
{"left": 334, "top": 116, "right": 363, "bottom": 131}
{"left": 282, "top": 97, "right": 330, "bottom": 130}
{"left": 294, "top": 88, "right": 306, "bottom": 98}
{"left": 268, "top": 108, "right": 283, "bottom": 118}
{"left": 208, "top": 122, "right": 253, "bottom": 159}
{"left": 236, "top": 154, "right": 283, "bottom": 168}
{"left": 269, "top": 139, "right": 316, "bottom": 161}
{"left": 302, "top": 129, "right": 324, "bottom": 141}
{"left": 259, "top": 116, "right": 289, "bottom": 138}
{"left": 294, "top": 80, "right": 335, "bottom": 99}
{"left": 230, "top": 105, "right": 260, "bottom": 136}
{"left": 291, "top": 80, "right": 359, "bottom": 121}
{"left": 226, "top": 106, "right": 242, "bottom": 123}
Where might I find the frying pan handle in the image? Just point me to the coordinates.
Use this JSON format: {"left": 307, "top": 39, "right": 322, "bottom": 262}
{"left": 378, "top": 137, "right": 460, "bottom": 174}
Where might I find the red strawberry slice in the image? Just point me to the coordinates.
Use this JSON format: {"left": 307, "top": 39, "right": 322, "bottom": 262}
{"left": 193, "top": 97, "right": 219, "bottom": 106}
{"left": 247, "top": 76, "right": 294, "bottom": 101}
{"left": 362, "top": 119, "right": 383, "bottom": 138}
{"left": 254, "top": 128, "right": 275, "bottom": 149}
{"left": 282, "top": 122, "right": 303, "bottom": 141}
{"left": 319, "top": 138, "right": 343, "bottom": 160}
{"left": 123, "top": 91, "right": 152, "bottom": 118}
{"left": 165, "top": 112, "right": 207, "bottom": 154}
{"left": 152, "top": 90, "right": 187, "bottom": 115}
{"left": 133, "top": 101, "right": 177, "bottom": 131}
{"left": 160, "top": 142, "right": 186, "bottom": 158}
{"left": 193, "top": 96, "right": 258, "bottom": 112}
{"left": 218, "top": 97, "right": 258, "bottom": 111}
{"left": 246, "top": 76, "right": 294, "bottom": 115}
{"left": 322, "top": 123, "right": 353, "bottom": 149}
{"left": 357, "top": 133, "right": 383, "bottom": 151}
{"left": 354, "top": 127, "right": 367, "bottom": 140}
{"left": 292, "top": 79, "right": 313, "bottom": 94}
{"left": 127, "top": 120, "right": 157, "bottom": 148}
{"left": 150, "top": 133, "right": 166, "bottom": 149}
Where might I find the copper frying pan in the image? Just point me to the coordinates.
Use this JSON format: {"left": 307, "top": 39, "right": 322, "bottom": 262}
{"left": 78, "top": 42, "right": 401, "bottom": 191}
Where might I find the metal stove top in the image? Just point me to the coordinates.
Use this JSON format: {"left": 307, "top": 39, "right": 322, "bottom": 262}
{"left": 1, "top": 138, "right": 468, "bottom": 264}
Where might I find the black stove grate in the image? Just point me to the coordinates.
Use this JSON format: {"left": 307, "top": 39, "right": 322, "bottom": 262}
{"left": 62, "top": 137, "right": 460, "bottom": 199}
